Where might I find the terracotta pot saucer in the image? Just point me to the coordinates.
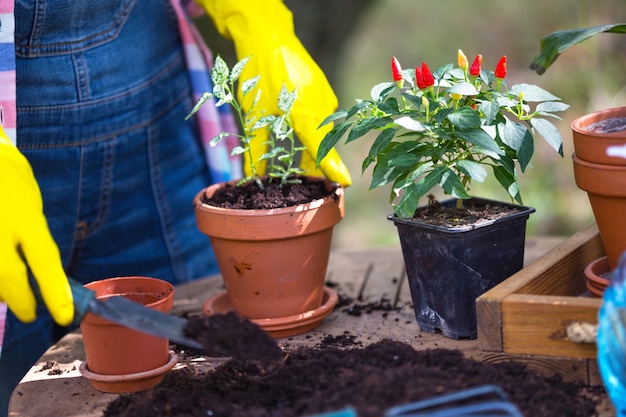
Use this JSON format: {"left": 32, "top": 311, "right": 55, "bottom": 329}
{"left": 79, "top": 350, "right": 177, "bottom": 394}
{"left": 203, "top": 287, "right": 338, "bottom": 338}
{"left": 584, "top": 256, "right": 611, "bottom": 298}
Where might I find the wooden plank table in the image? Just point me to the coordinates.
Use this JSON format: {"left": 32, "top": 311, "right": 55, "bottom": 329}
{"left": 8, "top": 236, "right": 615, "bottom": 417}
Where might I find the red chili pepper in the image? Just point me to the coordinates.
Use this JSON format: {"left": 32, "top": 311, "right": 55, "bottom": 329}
{"left": 391, "top": 56, "right": 403, "bottom": 88}
{"left": 495, "top": 55, "right": 507, "bottom": 79}
{"left": 421, "top": 62, "right": 434, "bottom": 88}
{"left": 415, "top": 66, "right": 424, "bottom": 89}
{"left": 469, "top": 54, "right": 482, "bottom": 77}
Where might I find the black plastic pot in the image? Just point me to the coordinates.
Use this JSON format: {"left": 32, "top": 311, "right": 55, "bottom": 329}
{"left": 389, "top": 197, "right": 535, "bottom": 340}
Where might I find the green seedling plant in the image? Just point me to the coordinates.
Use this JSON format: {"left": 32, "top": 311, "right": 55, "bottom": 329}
{"left": 187, "top": 55, "right": 305, "bottom": 188}
{"left": 317, "top": 50, "right": 569, "bottom": 219}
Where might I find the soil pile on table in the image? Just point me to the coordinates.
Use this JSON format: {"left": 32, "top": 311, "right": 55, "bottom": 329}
{"left": 185, "top": 312, "right": 282, "bottom": 361}
{"left": 103, "top": 339, "right": 602, "bottom": 417}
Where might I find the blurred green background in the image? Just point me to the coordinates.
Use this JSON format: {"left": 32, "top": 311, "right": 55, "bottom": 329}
{"left": 201, "top": 1, "right": 626, "bottom": 249}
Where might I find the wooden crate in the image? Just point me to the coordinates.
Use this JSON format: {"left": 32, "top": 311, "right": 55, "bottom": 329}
{"left": 476, "top": 223, "right": 605, "bottom": 384}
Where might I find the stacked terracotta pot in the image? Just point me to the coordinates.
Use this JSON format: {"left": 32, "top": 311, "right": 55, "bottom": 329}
{"left": 572, "top": 106, "right": 626, "bottom": 296}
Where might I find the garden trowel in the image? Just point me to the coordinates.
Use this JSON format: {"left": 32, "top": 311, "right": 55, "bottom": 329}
{"left": 47, "top": 277, "right": 283, "bottom": 360}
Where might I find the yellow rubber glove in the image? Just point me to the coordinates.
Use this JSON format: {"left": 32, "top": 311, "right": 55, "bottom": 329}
{"left": 0, "top": 126, "right": 74, "bottom": 326}
{"left": 199, "top": 0, "right": 352, "bottom": 187}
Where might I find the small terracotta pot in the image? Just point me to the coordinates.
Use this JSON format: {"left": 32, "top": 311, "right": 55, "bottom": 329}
{"left": 584, "top": 256, "right": 611, "bottom": 298}
{"left": 194, "top": 177, "right": 344, "bottom": 320}
{"left": 572, "top": 106, "right": 626, "bottom": 165}
{"left": 572, "top": 154, "right": 626, "bottom": 271}
{"left": 571, "top": 107, "right": 626, "bottom": 271}
{"left": 79, "top": 276, "right": 176, "bottom": 393}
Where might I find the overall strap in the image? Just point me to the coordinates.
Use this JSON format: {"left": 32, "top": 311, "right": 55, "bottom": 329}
{"left": 0, "top": 0, "right": 16, "bottom": 144}
{"left": 170, "top": 0, "right": 242, "bottom": 183}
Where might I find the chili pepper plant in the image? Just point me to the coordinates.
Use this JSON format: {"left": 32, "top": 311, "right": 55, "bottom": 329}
{"left": 317, "top": 50, "right": 570, "bottom": 219}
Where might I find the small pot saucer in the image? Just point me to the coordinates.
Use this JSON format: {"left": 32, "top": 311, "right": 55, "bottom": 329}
{"left": 586, "top": 279, "right": 605, "bottom": 298}
{"left": 203, "top": 287, "right": 338, "bottom": 338}
{"left": 79, "top": 350, "right": 177, "bottom": 393}
{"left": 584, "top": 256, "right": 611, "bottom": 298}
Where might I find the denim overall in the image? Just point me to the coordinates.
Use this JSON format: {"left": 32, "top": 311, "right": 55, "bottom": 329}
{"left": 0, "top": 1, "right": 219, "bottom": 412}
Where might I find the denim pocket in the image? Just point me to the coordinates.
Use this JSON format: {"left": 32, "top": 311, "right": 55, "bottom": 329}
{"left": 15, "top": 0, "right": 137, "bottom": 57}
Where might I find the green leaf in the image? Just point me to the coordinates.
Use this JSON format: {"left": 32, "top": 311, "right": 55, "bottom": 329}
{"left": 536, "top": 101, "right": 570, "bottom": 116}
{"left": 212, "top": 84, "right": 231, "bottom": 106}
{"left": 493, "top": 165, "right": 522, "bottom": 204}
{"left": 455, "top": 129, "right": 505, "bottom": 158}
{"left": 393, "top": 167, "right": 446, "bottom": 218}
{"left": 230, "top": 56, "right": 251, "bottom": 83}
{"left": 394, "top": 184, "right": 421, "bottom": 219}
{"left": 440, "top": 169, "right": 471, "bottom": 199}
{"left": 433, "top": 63, "right": 454, "bottom": 81}
{"left": 509, "top": 84, "right": 560, "bottom": 102}
{"left": 496, "top": 153, "right": 516, "bottom": 176}
{"left": 370, "top": 142, "right": 421, "bottom": 188}
{"left": 500, "top": 118, "right": 528, "bottom": 152}
{"left": 209, "top": 131, "right": 229, "bottom": 147}
{"left": 390, "top": 153, "right": 419, "bottom": 167}
{"left": 230, "top": 145, "right": 247, "bottom": 156}
{"left": 394, "top": 116, "right": 425, "bottom": 132}
{"left": 530, "top": 118, "right": 564, "bottom": 156}
{"left": 508, "top": 182, "right": 521, "bottom": 204}
{"left": 363, "top": 129, "right": 397, "bottom": 171}
{"left": 447, "top": 107, "right": 481, "bottom": 129}
{"left": 346, "top": 100, "right": 374, "bottom": 119}
{"left": 479, "top": 100, "right": 500, "bottom": 125}
{"left": 447, "top": 82, "right": 479, "bottom": 96}
{"left": 346, "top": 117, "right": 393, "bottom": 143}
{"left": 392, "top": 162, "right": 432, "bottom": 193}
{"left": 500, "top": 120, "right": 534, "bottom": 171}
{"left": 378, "top": 98, "right": 400, "bottom": 115}
{"left": 278, "top": 85, "right": 297, "bottom": 113}
{"left": 251, "top": 115, "right": 276, "bottom": 132}
{"left": 318, "top": 110, "right": 348, "bottom": 128}
{"left": 401, "top": 68, "right": 415, "bottom": 87}
{"left": 259, "top": 147, "right": 287, "bottom": 161}
{"left": 456, "top": 159, "right": 487, "bottom": 183}
{"left": 530, "top": 24, "right": 626, "bottom": 75}
{"left": 212, "top": 55, "right": 229, "bottom": 85}
{"left": 412, "top": 166, "right": 446, "bottom": 199}
{"left": 186, "top": 92, "right": 214, "bottom": 119}
{"left": 316, "top": 122, "right": 352, "bottom": 166}
{"left": 371, "top": 82, "right": 396, "bottom": 101}
{"left": 241, "top": 75, "right": 260, "bottom": 97}
{"left": 370, "top": 160, "right": 404, "bottom": 189}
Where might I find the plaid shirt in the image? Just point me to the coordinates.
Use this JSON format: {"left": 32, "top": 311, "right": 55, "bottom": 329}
{"left": 0, "top": 0, "right": 241, "bottom": 354}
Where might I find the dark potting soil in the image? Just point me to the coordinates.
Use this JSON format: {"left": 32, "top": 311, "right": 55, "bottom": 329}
{"left": 412, "top": 195, "right": 525, "bottom": 228}
{"left": 104, "top": 323, "right": 604, "bottom": 417}
{"left": 184, "top": 312, "right": 283, "bottom": 361}
{"left": 204, "top": 176, "right": 336, "bottom": 210}
{"left": 586, "top": 117, "right": 626, "bottom": 134}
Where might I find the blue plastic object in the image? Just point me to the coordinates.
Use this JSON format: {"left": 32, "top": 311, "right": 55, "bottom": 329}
{"left": 598, "top": 252, "right": 626, "bottom": 417}
{"left": 305, "top": 409, "right": 357, "bottom": 417}
{"left": 385, "top": 385, "right": 523, "bottom": 417}
{"left": 304, "top": 385, "right": 522, "bottom": 417}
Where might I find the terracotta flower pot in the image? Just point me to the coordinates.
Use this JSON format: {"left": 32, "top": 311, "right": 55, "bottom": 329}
{"left": 572, "top": 106, "right": 626, "bottom": 271}
{"left": 572, "top": 106, "right": 626, "bottom": 165}
{"left": 193, "top": 177, "right": 344, "bottom": 323}
{"left": 79, "top": 276, "right": 177, "bottom": 393}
